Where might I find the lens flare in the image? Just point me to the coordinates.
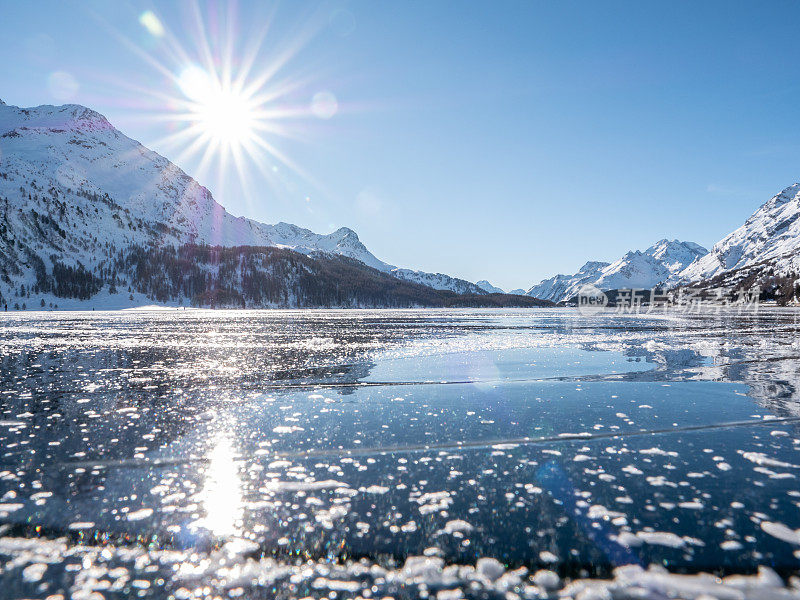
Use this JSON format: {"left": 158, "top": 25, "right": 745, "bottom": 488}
{"left": 48, "top": 71, "right": 79, "bottom": 101}
{"left": 138, "top": 11, "right": 165, "bottom": 38}
{"left": 177, "top": 65, "right": 211, "bottom": 101}
{"left": 310, "top": 91, "right": 338, "bottom": 120}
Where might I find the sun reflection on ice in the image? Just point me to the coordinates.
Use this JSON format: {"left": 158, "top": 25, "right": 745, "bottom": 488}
{"left": 196, "top": 435, "right": 244, "bottom": 538}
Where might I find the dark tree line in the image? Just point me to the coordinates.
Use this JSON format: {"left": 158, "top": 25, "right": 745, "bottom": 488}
{"left": 50, "top": 262, "right": 103, "bottom": 300}
{"left": 695, "top": 261, "right": 800, "bottom": 306}
{"left": 112, "top": 244, "right": 553, "bottom": 309}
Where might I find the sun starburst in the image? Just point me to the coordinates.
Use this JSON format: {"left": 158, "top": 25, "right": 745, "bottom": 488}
{"left": 101, "top": 1, "right": 338, "bottom": 210}
{"left": 176, "top": 65, "right": 258, "bottom": 148}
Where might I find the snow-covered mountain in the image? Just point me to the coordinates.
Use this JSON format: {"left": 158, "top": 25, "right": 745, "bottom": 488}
{"left": 596, "top": 239, "right": 708, "bottom": 290}
{"left": 526, "top": 261, "right": 610, "bottom": 303}
{"left": 526, "top": 240, "right": 708, "bottom": 302}
{"left": 674, "top": 183, "right": 800, "bottom": 285}
{"left": 0, "top": 100, "right": 485, "bottom": 305}
{"left": 390, "top": 269, "right": 485, "bottom": 295}
{"left": 524, "top": 183, "right": 800, "bottom": 302}
{"left": 476, "top": 280, "right": 504, "bottom": 294}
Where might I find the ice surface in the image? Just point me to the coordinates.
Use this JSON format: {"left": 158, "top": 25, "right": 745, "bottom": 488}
{"left": 3, "top": 308, "right": 800, "bottom": 598}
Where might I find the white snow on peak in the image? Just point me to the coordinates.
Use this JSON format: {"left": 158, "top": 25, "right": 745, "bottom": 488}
{"left": 526, "top": 182, "right": 800, "bottom": 299}
{"left": 390, "top": 269, "right": 486, "bottom": 295}
{"left": 597, "top": 239, "right": 708, "bottom": 290}
{"left": 527, "top": 240, "right": 708, "bottom": 302}
{"left": 0, "top": 102, "right": 388, "bottom": 263}
{"left": 674, "top": 183, "right": 800, "bottom": 284}
{"left": 476, "top": 280, "right": 504, "bottom": 294}
{"left": 525, "top": 261, "right": 610, "bottom": 303}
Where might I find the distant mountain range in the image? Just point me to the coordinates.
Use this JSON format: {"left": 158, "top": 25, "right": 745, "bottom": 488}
{"left": 524, "top": 183, "right": 800, "bottom": 304}
{"left": 525, "top": 240, "right": 709, "bottom": 303}
{"left": 0, "top": 100, "right": 517, "bottom": 309}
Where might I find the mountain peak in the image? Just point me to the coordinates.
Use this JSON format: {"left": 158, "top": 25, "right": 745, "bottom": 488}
{"left": 764, "top": 183, "right": 800, "bottom": 209}
{"left": 527, "top": 238, "right": 707, "bottom": 302}
{"left": 274, "top": 221, "right": 303, "bottom": 232}
{"left": 577, "top": 261, "right": 610, "bottom": 274}
{"left": 645, "top": 238, "right": 707, "bottom": 254}
{"left": 476, "top": 280, "right": 504, "bottom": 294}
{"left": 676, "top": 181, "right": 800, "bottom": 284}
{"left": 62, "top": 103, "right": 110, "bottom": 123}
{"left": 333, "top": 226, "right": 359, "bottom": 239}
{"left": 649, "top": 238, "right": 684, "bottom": 249}
{"left": 0, "top": 101, "right": 113, "bottom": 135}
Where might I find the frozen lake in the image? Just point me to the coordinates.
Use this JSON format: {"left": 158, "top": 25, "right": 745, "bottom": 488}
{"left": 3, "top": 308, "right": 800, "bottom": 598}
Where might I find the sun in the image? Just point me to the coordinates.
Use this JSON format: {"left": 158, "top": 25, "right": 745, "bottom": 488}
{"left": 177, "top": 66, "right": 258, "bottom": 147}
{"left": 110, "top": 4, "right": 337, "bottom": 207}
{"left": 195, "top": 89, "right": 254, "bottom": 145}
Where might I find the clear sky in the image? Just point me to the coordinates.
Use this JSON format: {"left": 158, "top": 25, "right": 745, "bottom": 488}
{"left": 2, "top": 1, "right": 800, "bottom": 291}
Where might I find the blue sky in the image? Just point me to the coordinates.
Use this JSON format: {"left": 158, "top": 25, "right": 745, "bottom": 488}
{"left": 2, "top": 1, "right": 800, "bottom": 290}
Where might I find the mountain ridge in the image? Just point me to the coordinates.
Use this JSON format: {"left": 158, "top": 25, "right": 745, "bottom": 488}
{"left": 672, "top": 183, "right": 800, "bottom": 286}
{"left": 526, "top": 240, "right": 708, "bottom": 303}
{"left": 5, "top": 101, "right": 797, "bottom": 309}
{"left": 525, "top": 180, "right": 800, "bottom": 305}
{"left": 0, "top": 101, "right": 487, "bottom": 307}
